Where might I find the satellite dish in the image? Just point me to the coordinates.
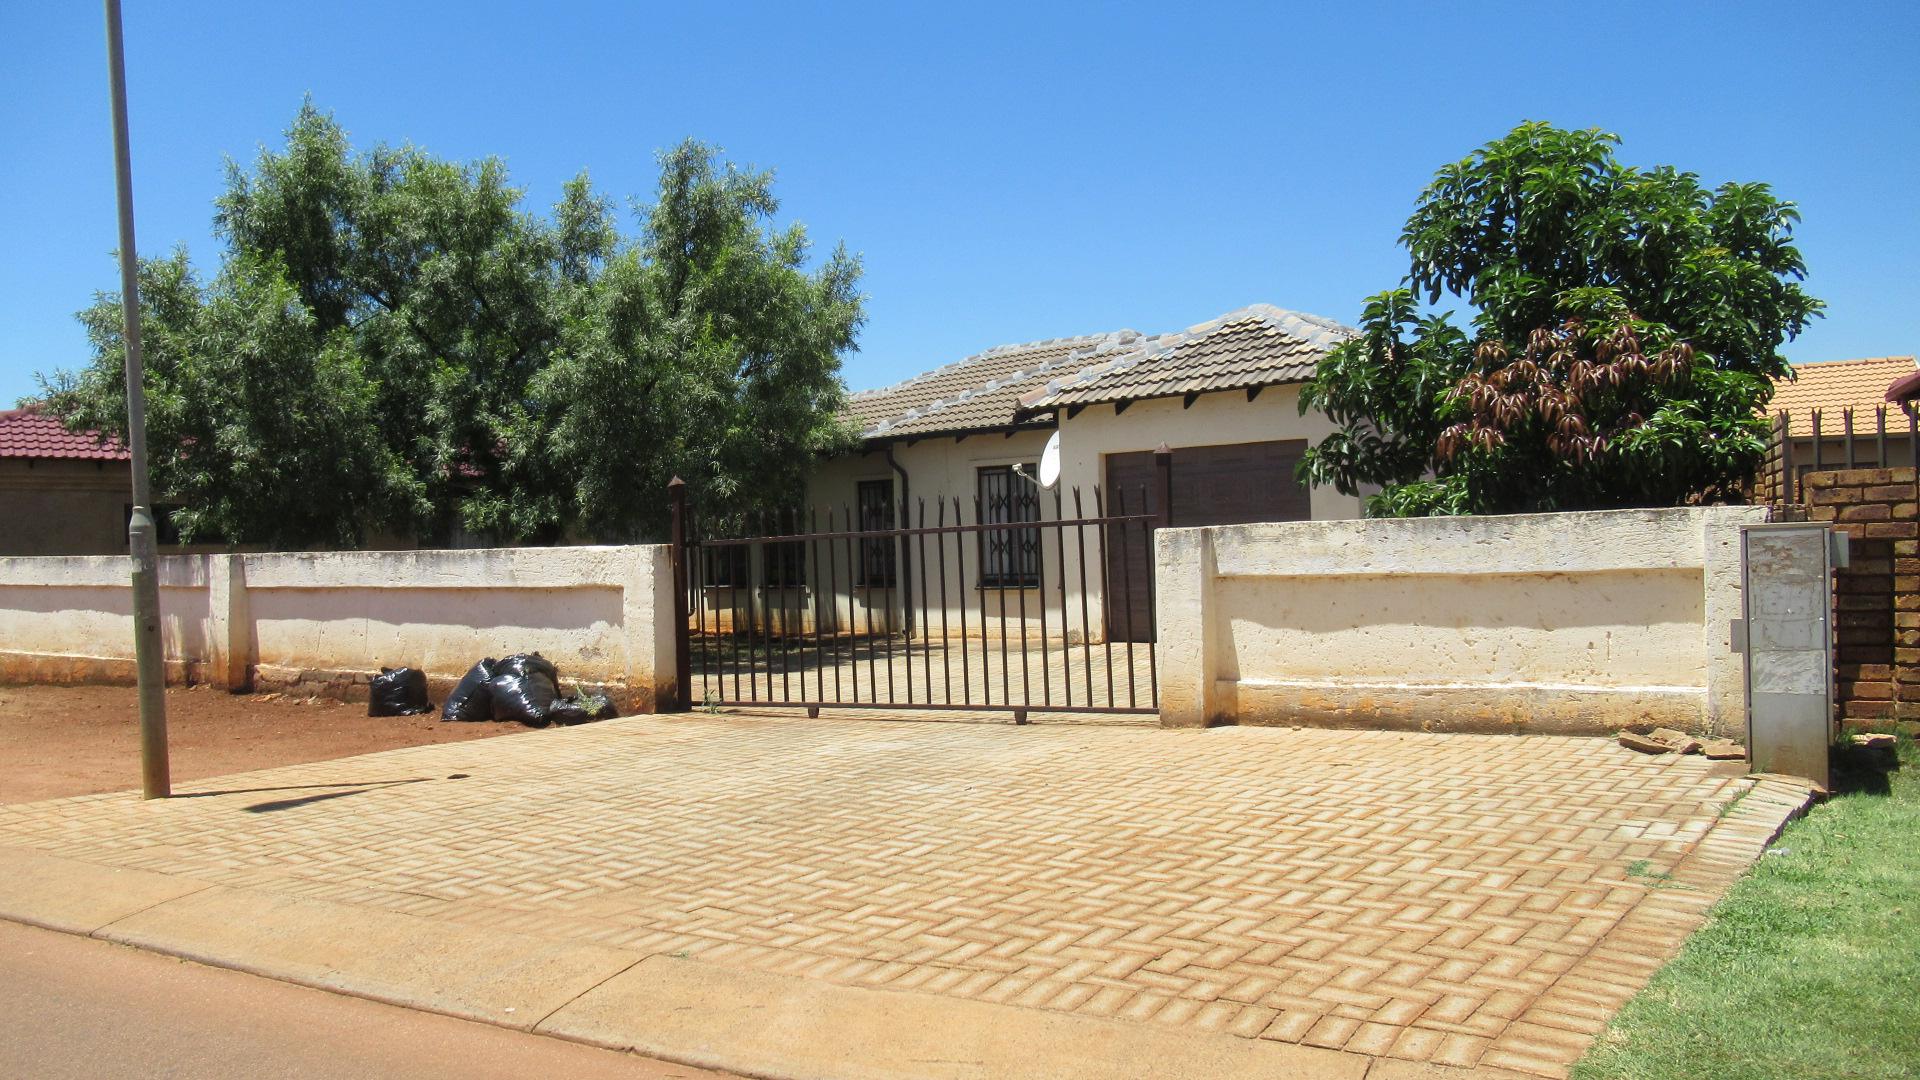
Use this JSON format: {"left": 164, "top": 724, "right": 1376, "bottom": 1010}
{"left": 1037, "top": 430, "right": 1062, "bottom": 489}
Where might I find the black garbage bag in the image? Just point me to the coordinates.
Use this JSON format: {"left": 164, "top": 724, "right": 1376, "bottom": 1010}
{"left": 494, "top": 652, "right": 559, "bottom": 686}
{"left": 442, "top": 659, "right": 499, "bottom": 722}
{"left": 485, "top": 668, "right": 561, "bottom": 728}
{"left": 368, "top": 666, "right": 433, "bottom": 717}
{"left": 545, "top": 692, "right": 617, "bottom": 726}
{"left": 577, "top": 693, "right": 619, "bottom": 721}
{"left": 546, "top": 698, "right": 594, "bottom": 726}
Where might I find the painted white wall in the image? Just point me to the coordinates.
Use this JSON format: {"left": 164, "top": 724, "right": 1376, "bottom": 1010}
{"left": 778, "top": 385, "right": 1368, "bottom": 645}
{"left": 783, "top": 430, "right": 1083, "bottom": 640}
{"left": 1053, "top": 386, "right": 1366, "bottom": 521}
{"left": 1155, "top": 506, "right": 1768, "bottom": 736}
{"left": 0, "top": 555, "right": 212, "bottom": 681}
{"left": 0, "top": 545, "right": 678, "bottom": 709}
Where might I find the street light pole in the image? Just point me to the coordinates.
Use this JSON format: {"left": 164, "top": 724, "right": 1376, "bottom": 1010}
{"left": 103, "top": 0, "right": 169, "bottom": 799}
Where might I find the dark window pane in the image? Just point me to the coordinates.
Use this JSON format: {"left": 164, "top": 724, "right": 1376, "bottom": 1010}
{"left": 856, "top": 479, "right": 896, "bottom": 586}
{"left": 762, "top": 509, "right": 807, "bottom": 587}
{"left": 701, "top": 546, "right": 749, "bottom": 586}
{"left": 976, "top": 465, "right": 1039, "bottom": 587}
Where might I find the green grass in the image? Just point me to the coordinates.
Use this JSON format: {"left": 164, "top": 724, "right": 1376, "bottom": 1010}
{"left": 1574, "top": 734, "right": 1920, "bottom": 1080}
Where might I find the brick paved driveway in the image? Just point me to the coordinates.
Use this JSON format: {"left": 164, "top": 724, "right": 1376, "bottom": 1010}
{"left": 0, "top": 714, "right": 1803, "bottom": 1077}
{"left": 691, "top": 639, "right": 1161, "bottom": 713}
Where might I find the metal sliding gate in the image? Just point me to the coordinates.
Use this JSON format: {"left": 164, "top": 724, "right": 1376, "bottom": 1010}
{"left": 668, "top": 464, "right": 1167, "bottom": 720}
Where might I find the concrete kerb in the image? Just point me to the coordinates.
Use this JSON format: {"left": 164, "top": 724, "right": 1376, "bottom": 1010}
{"left": 0, "top": 845, "right": 1381, "bottom": 1080}
{"left": 541, "top": 955, "right": 1372, "bottom": 1080}
{"left": 0, "top": 846, "right": 211, "bottom": 935}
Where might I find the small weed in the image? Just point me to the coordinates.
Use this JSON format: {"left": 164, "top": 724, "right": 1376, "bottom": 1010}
{"left": 1625, "top": 859, "right": 1692, "bottom": 890}
{"left": 1717, "top": 787, "right": 1752, "bottom": 819}
{"left": 701, "top": 689, "right": 724, "bottom": 714}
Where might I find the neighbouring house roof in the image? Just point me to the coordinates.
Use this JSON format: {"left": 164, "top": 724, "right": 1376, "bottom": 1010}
{"left": 845, "top": 304, "right": 1356, "bottom": 442}
{"left": 0, "top": 405, "right": 129, "bottom": 461}
{"left": 1017, "top": 304, "right": 1356, "bottom": 414}
{"left": 845, "top": 330, "right": 1152, "bottom": 440}
{"left": 1770, "top": 356, "right": 1919, "bottom": 436}
{"left": 1886, "top": 367, "right": 1920, "bottom": 403}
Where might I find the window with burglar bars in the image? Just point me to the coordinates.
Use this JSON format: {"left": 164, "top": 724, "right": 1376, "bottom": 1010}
{"left": 856, "top": 479, "right": 897, "bottom": 587}
{"left": 978, "top": 464, "right": 1041, "bottom": 587}
{"left": 702, "top": 545, "right": 749, "bottom": 587}
{"left": 764, "top": 510, "right": 807, "bottom": 587}
{"left": 764, "top": 542, "right": 806, "bottom": 587}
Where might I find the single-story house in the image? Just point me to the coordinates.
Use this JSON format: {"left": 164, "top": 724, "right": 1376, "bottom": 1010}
{"left": 1767, "top": 355, "right": 1919, "bottom": 498}
{"left": 0, "top": 406, "right": 155, "bottom": 557}
{"left": 696, "top": 304, "right": 1368, "bottom": 645}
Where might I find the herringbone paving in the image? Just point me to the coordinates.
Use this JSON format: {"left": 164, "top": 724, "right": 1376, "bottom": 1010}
{"left": 690, "top": 639, "right": 1161, "bottom": 713}
{"left": 0, "top": 714, "right": 1802, "bottom": 1077}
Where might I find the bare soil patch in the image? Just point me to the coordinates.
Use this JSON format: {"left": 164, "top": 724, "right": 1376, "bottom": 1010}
{"left": 0, "top": 684, "right": 516, "bottom": 804}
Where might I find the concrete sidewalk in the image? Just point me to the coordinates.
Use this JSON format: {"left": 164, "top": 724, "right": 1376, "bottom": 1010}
{"left": 0, "top": 919, "right": 722, "bottom": 1079}
{"left": 0, "top": 714, "right": 1816, "bottom": 1079}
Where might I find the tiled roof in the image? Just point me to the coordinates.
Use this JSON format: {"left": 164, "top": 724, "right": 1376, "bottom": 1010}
{"left": 1770, "top": 356, "right": 1918, "bottom": 436}
{"left": 0, "top": 406, "right": 129, "bottom": 461}
{"left": 846, "top": 330, "right": 1150, "bottom": 439}
{"left": 1018, "top": 304, "right": 1356, "bottom": 412}
{"left": 846, "top": 304, "right": 1356, "bottom": 441}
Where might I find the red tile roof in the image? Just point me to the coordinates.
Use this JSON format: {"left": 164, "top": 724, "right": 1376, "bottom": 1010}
{"left": 1769, "top": 357, "right": 1918, "bottom": 436}
{"left": 0, "top": 406, "right": 130, "bottom": 461}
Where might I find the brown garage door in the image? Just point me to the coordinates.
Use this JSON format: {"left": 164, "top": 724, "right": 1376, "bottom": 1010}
{"left": 1103, "top": 439, "right": 1310, "bottom": 641}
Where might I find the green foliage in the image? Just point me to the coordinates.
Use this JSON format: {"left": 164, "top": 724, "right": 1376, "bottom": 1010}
{"left": 47, "top": 249, "right": 424, "bottom": 547}
{"left": 41, "top": 103, "right": 862, "bottom": 546}
{"left": 1300, "top": 122, "right": 1822, "bottom": 515}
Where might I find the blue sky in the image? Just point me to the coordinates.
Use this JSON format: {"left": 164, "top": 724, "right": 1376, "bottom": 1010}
{"left": 2, "top": 1, "right": 1915, "bottom": 406}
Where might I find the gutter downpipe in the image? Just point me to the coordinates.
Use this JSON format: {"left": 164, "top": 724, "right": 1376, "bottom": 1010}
{"left": 883, "top": 442, "right": 913, "bottom": 639}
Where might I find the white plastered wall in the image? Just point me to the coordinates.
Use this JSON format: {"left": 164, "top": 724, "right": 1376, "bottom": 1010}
{"left": 0, "top": 545, "right": 678, "bottom": 710}
{"left": 1052, "top": 385, "right": 1366, "bottom": 523}
{"left": 0, "top": 555, "right": 213, "bottom": 682}
{"left": 1155, "top": 506, "right": 1767, "bottom": 736}
{"left": 788, "top": 430, "right": 1070, "bottom": 640}
{"left": 782, "top": 387, "right": 1371, "bottom": 646}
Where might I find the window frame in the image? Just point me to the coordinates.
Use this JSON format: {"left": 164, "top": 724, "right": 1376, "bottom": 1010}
{"left": 762, "top": 544, "right": 808, "bottom": 588}
{"left": 855, "top": 478, "right": 897, "bottom": 588}
{"left": 976, "top": 463, "right": 1042, "bottom": 588}
{"left": 700, "top": 545, "right": 751, "bottom": 588}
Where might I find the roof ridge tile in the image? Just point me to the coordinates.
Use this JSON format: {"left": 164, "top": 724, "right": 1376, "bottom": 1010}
{"left": 1019, "top": 304, "right": 1356, "bottom": 411}
{"left": 855, "top": 329, "right": 1144, "bottom": 438}
{"left": 849, "top": 329, "right": 1135, "bottom": 402}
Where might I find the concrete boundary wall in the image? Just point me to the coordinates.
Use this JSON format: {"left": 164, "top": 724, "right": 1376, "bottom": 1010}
{"left": 0, "top": 545, "right": 678, "bottom": 711}
{"left": 1156, "top": 506, "right": 1769, "bottom": 736}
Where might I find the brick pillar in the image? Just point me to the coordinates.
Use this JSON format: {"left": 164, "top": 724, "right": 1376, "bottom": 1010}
{"left": 1803, "top": 467, "right": 1920, "bottom": 724}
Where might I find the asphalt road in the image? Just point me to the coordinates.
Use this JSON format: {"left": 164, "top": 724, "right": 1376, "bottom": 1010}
{"left": 0, "top": 919, "right": 727, "bottom": 1080}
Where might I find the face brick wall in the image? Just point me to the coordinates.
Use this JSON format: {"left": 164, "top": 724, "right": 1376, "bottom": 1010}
{"left": 1802, "top": 467, "right": 1920, "bottom": 722}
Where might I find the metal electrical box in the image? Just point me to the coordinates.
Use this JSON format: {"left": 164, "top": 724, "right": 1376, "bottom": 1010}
{"left": 1738, "top": 523, "right": 1835, "bottom": 788}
